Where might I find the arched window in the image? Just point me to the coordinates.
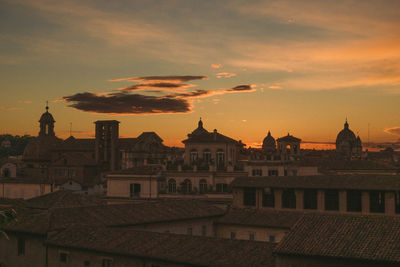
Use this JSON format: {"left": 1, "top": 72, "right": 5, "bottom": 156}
{"left": 168, "top": 179, "right": 176, "bottom": 193}
{"left": 216, "top": 150, "right": 225, "bottom": 166}
{"left": 203, "top": 149, "right": 211, "bottom": 163}
{"left": 199, "top": 179, "right": 208, "bottom": 194}
{"left": 182, "top": 179, "right": 192, "bottom": 194}
{"left": 190, "top": 150, "right": 198, "bottom": 164}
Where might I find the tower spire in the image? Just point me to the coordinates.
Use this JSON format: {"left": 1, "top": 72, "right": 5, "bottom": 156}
{"left": 46, "top": 100, "right": 49, "bottom": 112}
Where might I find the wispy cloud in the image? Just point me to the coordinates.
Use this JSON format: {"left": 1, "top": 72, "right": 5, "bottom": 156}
{"left": 211, "top": 64, "right": 222, "bottom": 69}
{"left": 384, "top": 127, "right": 400, "bottom": 138}
{"left": 216, "top": 72, "right": 236, "bottom": 78}
{"left": 110, "top": 75, "right": 207, "bottom": 83}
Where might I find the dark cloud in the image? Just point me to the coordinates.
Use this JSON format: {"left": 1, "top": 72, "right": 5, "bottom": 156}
{"left": 166, "top": 90, "right": 212, "bottom": 98}
{"left": 110, "top": 75, "right": 207, "bottom": 82}
{"left": 119, "top": 82, "right": 189, "bottom": 92}
{"left": 226, "top": 84, "right": 255, "bottom": 92}
{"left": 62, "top": 92, "right": 190, "bottom": 114}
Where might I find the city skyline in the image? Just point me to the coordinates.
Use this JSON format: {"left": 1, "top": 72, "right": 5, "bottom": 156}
{"left": 1, "top": 0, "right": 399, "bottom": 148}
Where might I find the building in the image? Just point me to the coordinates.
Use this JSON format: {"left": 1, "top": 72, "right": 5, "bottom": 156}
{"left": 22, "top": 104, "right": 62, "bottom": 177}
{"left": 336, "top": 119, "right": 362, "bottom": 158}
{"left": 231, "top": 175, "right": 400, "bottom": 216}
{"left": 215, "top": 208, "right": 303, "bottom": 243}
{"left": 182, "top": 119, "right": 245, "bottom": 171}
{"left": 0, "top": 177, "right": 53, "bottom": 199}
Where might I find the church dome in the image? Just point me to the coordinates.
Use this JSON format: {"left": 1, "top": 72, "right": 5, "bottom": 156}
{"left": 262, "top": 131, "right": 276, "bottom": 152}
{"left": 23, "top": 135, "right": 61, "bottom": 162}
{"left": 39, "top": 105, "right": 55, "bottom": 123}
{"left": 336, "top": 120, "right": 356, "bottom": 146}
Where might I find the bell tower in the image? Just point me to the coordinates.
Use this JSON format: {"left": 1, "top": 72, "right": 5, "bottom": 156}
{"left": 95, "top": 120, "right": 119, "bottom": 171}
{"left": 39, "top": 102, "right": 55, "bottom": 137}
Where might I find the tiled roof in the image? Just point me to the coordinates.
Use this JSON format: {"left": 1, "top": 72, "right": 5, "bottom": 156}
{"left": 46, "top": 225, "right": 275, "bottom": 266}
{"left": 216, "top": 208, "right": 304, "bottom": 229}
{"left": 26, "top": 190, "right": 106, "bottom": 210}
{"left": 49, "top": 199, "right": 225, "bottom": 229}
{"left": 0, "top": 176, "right": 51, "bottom": 184}
{"left": 275, "top": 213, "right": 400, "bottom": 263}
{"left": 54, "top": 137, "right": 95, "bottom": 151}
{"left": 108, "top": 165, "right": 163, "bottom": 175}
{"left": 4, "top": 199, "right": 225, "bottom": 235}
{"left": 231, "top": 175, "right": 400, "bottom": 191}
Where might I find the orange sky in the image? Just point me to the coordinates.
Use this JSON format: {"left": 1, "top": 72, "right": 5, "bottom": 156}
{"left": 1, "top": 0, "right": 399, "bottom": 147}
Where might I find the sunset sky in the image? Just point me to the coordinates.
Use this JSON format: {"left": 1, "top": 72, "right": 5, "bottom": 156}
{"left": 1, "top": 0, "right": 399, "bottom": 148}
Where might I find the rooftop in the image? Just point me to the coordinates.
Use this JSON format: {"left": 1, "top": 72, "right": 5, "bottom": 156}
{"left": 275, "top": 213, "right": 400, "bottom": 263}
{"left": 231, "top": 175, "right": 400, "bottom": 191}
{"left": 46, "top": 224, "right": 275, "bottom": 266}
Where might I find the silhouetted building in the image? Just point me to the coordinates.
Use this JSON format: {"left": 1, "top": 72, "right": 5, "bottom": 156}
{"left": 22, "top": 104, "right": 62, "bottom": 177}
{"left": 95, "top": 120, "right": 120, "bottom": 172}
{"left": 336, "top": 119, "right": 362, "bottom": 158}
{"left": 182, "top": 119, "right": 244, "bottom": 171}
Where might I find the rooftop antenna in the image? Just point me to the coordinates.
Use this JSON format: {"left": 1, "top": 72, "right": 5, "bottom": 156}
{"left": 368, "top": 123, "right": 370, "bottom": 147}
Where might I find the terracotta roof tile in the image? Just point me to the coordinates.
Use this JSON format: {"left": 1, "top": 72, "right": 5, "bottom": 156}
{"left": 275, "top": 213, "right": 400, "bottom": 263}
{"left": 46, "top": 225, "right": 275, "bottom": 266}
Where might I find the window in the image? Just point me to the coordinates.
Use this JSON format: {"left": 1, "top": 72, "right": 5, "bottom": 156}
{"left": 59, "top": 252, "right": 68, "bottom": 263}
{"left": 202, "top": 225, "right": 207, "bottom": 236}
{"left": 216, "top": 183, "right": 228, "bottom": 193}
{"left": 282, "top": 189, "right": 296, "bottom": 209}
{"left": 252, "top": 169, "right": 262, "bottom": 176}
{"left": 395, "top": 191, "right": 400, "bottom": 214}
{"left": 168, "top": 179, "right": 176, "bottom": 193}
{"left": 249, "top": 233, "right": 255, "bottom": 241}
{"left": 17, "top": 237, "right": 25, "bottom": 255}
{"left": 370, "top": 191, "right": 385, "bottom": 213}
{"left": 230, "top": 232, "right": 236, "bottom": 240}
{"left": 268, "top": 170, "right": 278, "bottom": 176}
{"left": 303, "top": 189, "right": 317, "bottom": 210}
{"left": 190, "top": 150, "right": 198, "bottom": 164}
{"left": 102, "top": 258, "right": 113, "bottom": 267}
{"left": 203, "top": 150, "right": 211, "bottom": 162}
{"left": 182, "top": 179, "right": 192, "bottom": 194}
{"left": 325, "top": 190, "right": 339, "bottom": 211}
{"left": 187, "top": 228, "right": 193, "bottom": 235}
{"left": 129, "top": 183, "right": 141, "bottom": 197}
{"left": 217, "top": 150, "right": 225, "bottom": 166}
{"left": 243, "top": 188, "right": 256, "bottom": 206}
{"left": 347, "top": 190, "right": 362, "bottom": 212}
{"left": 269, "top": 235, "right": 276, "bottom": 243}
{"left": 199, "top": 179, "right": 208, "bottom": 194}
{"left": 262, "top": 188, "right": 274, "bottom": 207}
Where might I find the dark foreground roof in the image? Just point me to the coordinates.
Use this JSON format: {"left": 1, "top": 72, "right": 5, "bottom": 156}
{"left": 216, "top": 208, "right": 303, "bottom": 229}
{"left": 26, "top": 190, "right": 106, "bottom": 209}
{"left": 4, "top": 199, "right": 225, "bottom": 235}
{"left": 47, "top": 225, "right": 275, "bottom": 267}
{"left": 50, "top": 199, "right": 225, "bottom": 229}
{"left": 231, "top": 175, "right": 400, "bottom": 191}
{"left": 275, "top": 213, "right": 400, "bottom": 263}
